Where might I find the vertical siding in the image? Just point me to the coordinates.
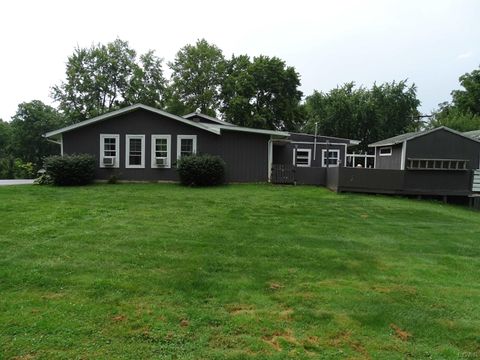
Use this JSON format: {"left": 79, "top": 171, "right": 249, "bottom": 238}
{"left": 375, "top": 143, "right": 403, "bottom": 169}
{"left": 62, "top": 109, "right": 270, "bottom": 182}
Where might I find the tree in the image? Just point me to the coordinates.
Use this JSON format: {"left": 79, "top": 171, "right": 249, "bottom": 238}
{"left": 52, "top": 39, "right": 167, "bottom": 123}
{"left": 0, "top": 119, "right": 11, "bottom": 158}
{"left": 220, "top": 55, "right": 304, "bottom": 131}
{"left": 10, "top": 101, "right": 64, "bottom": 169}
{"left": 303, "top": 81, "right": 420, "bottom": 149}
{"left": 428, "top": 65, "right": 480, "bottom": 131}
{"left": 168, "top": 39, "right": 226, "bottom": 116}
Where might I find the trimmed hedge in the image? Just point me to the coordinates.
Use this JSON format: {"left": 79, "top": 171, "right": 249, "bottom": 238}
{"left": 177, "top": 154, "right": 226, "bottom": 186}
{"left": 43, "top": 154, "right": 96, "bottom": 186}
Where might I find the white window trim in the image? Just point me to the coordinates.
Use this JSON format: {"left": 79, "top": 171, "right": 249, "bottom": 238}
{"left": 151, "top": 135, "right": 171, "bottom": 168}
{"left": 322, "top": 149, "right": 340, "bottom": 167}
{"left": 293, "top": 148, "right": 311, "bottom": 167}
{"left": 379, "top": 146, "right": 392, "bottom": 157}
{"left": 100, "top": 134, "right": 120, "bottom": 168}
{"left": 125, "top": 134, "right": 145, "bottom": 169}
{"left": 177, "top": 135, "right": 197, "bottom": 160}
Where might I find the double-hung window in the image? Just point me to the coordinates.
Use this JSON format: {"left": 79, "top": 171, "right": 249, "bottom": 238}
{"left": 151, "top": 135, "right": 171, "bottom": 168}
{"left": 294, "top": 149, "right": 311, "bottom": 167}
{"left": 322, "top": 149, "right": 340, "bottom": 167}
{"left": 100, "top": 134, "right": 119, "bottom": 168}
{"left": 177, "top": 135, "right": 197, "bottom": 159}
{"left": 126, "top": 135, "right": 145, "bottom": 168}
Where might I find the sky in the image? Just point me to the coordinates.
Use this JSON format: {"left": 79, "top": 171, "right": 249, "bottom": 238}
{"left": 0, "top": 0, "right": 479, "bottom": 121}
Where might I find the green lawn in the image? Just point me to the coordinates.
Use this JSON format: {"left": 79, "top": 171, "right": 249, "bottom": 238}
{"left": 1, "top": 184, "right": 479, "bottom": 359}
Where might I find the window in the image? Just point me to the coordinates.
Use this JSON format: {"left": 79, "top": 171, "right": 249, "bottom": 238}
{"left": 293, "top": 149, "right": 311, "bottom": 167}
{"left": 379, "top": 147, "right": 392, "bottom": 156}
{"left": 177, "top": 135, "right": 197, "bottom": 159}
{"left": 126, "top": 135, "right": 145, "bottom": 168}
{"left": 322, "top": 149, "right": 340, "bottom": 167}
{"left": 407, "top": 158, "right": 468, "bottom": 171}
{"left": 100, "top": 134, "right": 119, "bottom": 168}
{"left": 151, "top": 135, "right": 171, "bottom": 168}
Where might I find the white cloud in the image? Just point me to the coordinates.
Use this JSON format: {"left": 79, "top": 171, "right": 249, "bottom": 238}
{"left": 457, "top": 51, "right": 473, "bottom": 60}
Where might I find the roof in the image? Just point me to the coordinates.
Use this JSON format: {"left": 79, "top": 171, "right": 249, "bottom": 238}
{"left": 182, "top": 112, "right": 236, "bottom": 126}
{"left": 289, "top": 132, "right": 360, "bottom": 145}
{"left": 368, "top": 126, "right": 480, "bottom": 147}
{"left": 44, "top": 104, "right": 289, "bottom": 139}
{"left": 464, "top": 129, "right": 480, "bottom": 140}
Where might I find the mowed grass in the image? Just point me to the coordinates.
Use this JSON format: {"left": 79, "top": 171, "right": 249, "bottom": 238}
{"left": 0, "top": 184, "right": 479, "bottom": 359}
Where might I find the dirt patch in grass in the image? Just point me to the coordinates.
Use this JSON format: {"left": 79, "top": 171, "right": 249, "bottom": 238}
{"left": 226, "top": 304, "right": 256, "bottom": 316}
{"left": 112, "top": 314, "right": 127, "bottom": 322}
{"left": 12, "top": 355, "right": 36, "bottom": 360}
{"left": 390, "top": 323, "right": 412, "bottom": 341}
{"left": 180, "top": 319, "right": 189, "bottom": 327}
{"left": 262, "top": 329, "right": 299, "bottom": 351}
{"left": 268, "top": 282, "right": 284, "bottom": 290}
{"left": 330, "top": 331, "right": 370, "bottom": 359}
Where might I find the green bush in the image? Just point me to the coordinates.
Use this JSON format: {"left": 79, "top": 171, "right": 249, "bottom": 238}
{"left": 0, "top": 156, "right": 35, "bottom": 179}
{"left": 44, "top": 154, "right": 96, "bottom": 186}
{"left": 177, "top": 154, "right": 226, "bottom": 186}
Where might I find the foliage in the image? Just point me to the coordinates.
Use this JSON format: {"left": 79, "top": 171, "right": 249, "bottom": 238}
{"left": 34, "top": 172, "right": 53, "bottom": 185}
{"left": 221, "top": 55, "right": 304, "bottom": 131}
{"left": 10, "top": 100, "right": 63, "bottom": 170}
{"left": 0, "top": 156, "right": 35, "bottom": 179}
{"left": 176, "top": 153, "right": 226, "bottom": 186}
{"left": 0, "top": 119, "right": 11, "bottom": 158}
{"left": 429, "top": 66, "right": 480, "bottom": 131}
{"left": 1, "top": 184, "right": 479, "bottom": 358}
{"left": 168, "top": 39, "right": 226, "bottom": 116}
{"left": 43, "top": 154, "right": 96, "bottom": 186}
{"left": 303, "top": 81, "right": 420, "bottom": 149}
{"left": 52, "top": 39, "right": 167, "bottom": 123}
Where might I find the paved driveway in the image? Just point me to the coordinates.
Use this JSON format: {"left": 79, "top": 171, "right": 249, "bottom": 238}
{"left": 0, "top": 179, "right": 35, "bottom": 186}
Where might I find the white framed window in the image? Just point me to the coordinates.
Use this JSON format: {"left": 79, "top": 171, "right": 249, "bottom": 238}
{"left": 151, "top": 135, "right": 171, "bottom": 168}
{"left": 322, "top": 149, "right": 340, "bottom": 167}
{"left": 293, "top": 148, "right": 311, "bottom": 167}
{"left": 379, "top": 146, "right": 392, "bottom": 156}
{"left": 100, "top": 134, "right": 120, "bottom": 168}
{"left": 177, "top": 135, "right": 197, "bottom": 159}
{"left": 125, "top": 134, "right": 145, "bottom": 168}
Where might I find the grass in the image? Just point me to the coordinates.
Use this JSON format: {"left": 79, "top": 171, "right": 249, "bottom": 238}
{"left": 0, "top": 184, "right": 479, "bottom": 359}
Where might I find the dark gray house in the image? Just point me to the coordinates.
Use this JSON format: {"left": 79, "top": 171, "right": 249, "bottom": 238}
{"left": 45, "top": 104, "right": 357, "bottom": 183}
{"left": 369, "top": 126, "right": 480, "bottom": 171}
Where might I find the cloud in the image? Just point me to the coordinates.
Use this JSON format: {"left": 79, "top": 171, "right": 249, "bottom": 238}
{"left": 457, "top": 51, "right": 473, "bottom": 60}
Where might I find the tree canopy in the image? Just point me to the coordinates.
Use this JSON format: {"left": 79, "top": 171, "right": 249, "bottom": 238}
{"left": 303, "top": 81, "right": 420, "bottom": 148}
{"left": 167, "top": 39, "right": 226, "bottom": 116}
{"left": 221, "top": 55, "right": 304, "bottom": 130}
{"left": 10, "top": 100, "right": 64, "bottom": 169}
{"left": 52, "top": 39, "right": 166, "bottom": 124}
{"left": 429, "top": 65, "right": 480, "bottom": 131}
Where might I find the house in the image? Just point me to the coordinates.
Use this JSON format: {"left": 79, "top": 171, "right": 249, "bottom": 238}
{"left": 369, "top": 126, "right": 480, "bottom": 171}
{"left": 44, "top": 104, "right": 357, "bottom": 183}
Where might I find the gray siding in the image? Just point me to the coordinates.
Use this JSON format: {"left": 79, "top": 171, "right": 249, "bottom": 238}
{"left": 406, "top": 129, "right": 480, "bottom": 170}
{"left": 375, "top": 143, "right": 403, "bottom": 170}
{"left": 62, "top": 109, "right": 270, "bottom": 182}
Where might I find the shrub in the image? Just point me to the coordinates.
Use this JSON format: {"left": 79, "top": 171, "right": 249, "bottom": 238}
{"left": 177, "top": 154, "right": 226, "bottom": 186}
{"left": 0, "top": 157, "right": 35, "bottom": 179}
{"left": 43, "top": 154, "right": 96, "bottom": 186}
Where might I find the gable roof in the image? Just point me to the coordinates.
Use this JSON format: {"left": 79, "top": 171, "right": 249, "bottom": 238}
{"left": 368, "top": 126, "right": 480, "bottom": 147}
{"left": 464, "top": 129, "right": 480, "bottom": 140}
{"left": 44, "top": 104, "right": 220, "bottom": 138}
{"left": 182, "top": 112, "right": 236, "bottom": 126}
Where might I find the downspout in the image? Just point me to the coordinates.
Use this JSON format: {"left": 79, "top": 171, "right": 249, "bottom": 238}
{"left": 267, "top": 137, "right": 273, "bottom": 182}
{"left": 400, "top": 141, "right": 407, "bottom": 170}
{"left": 313, "top": 122, "right": 318, "bottom": 161}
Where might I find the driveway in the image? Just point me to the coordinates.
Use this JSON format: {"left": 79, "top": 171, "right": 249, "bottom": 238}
{"left": 0, "top": 179, "right": 35, "bottom": 186}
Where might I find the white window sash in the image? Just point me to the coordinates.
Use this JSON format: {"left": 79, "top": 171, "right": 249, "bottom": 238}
{"left": 379, "top": 146, "right": 392, "bottom": 156}
{"left": 151, "top": 135, "right": 171, "bottom": 168}
{"left": 99, "top": 134, "right": 120, "bottom": 168}
{"left": 177, "top": 135, "right": 197, "bottom": 160}
{"left": 125, "top": 134, "right": 145, "bottom": 168}
{"left": 292, "top": 148, "right": 311, "bottom": 167}
{"left": 322, "top": 149, "right": 340, "bottom": 167}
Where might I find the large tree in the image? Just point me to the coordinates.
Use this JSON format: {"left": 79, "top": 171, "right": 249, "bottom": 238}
{"left": 167, "top": 39, "right": 226, "bottom": 116}
{"left": 429, "top": 66, "right": 480, "bottom": 131}
{"left": 0, "top": 119, "right": 11, "bottom": 158}
{"left": 52, "top": 39, "right": 167, "bottom": 124}
{"left": 304, "top": 81, "right": 420, "bottom": 148}
{"left": 10, "top": 100, "right": 64, "bottom": 169}
{"left": 220, "top": 55, "right": 304, "bottom": 130}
